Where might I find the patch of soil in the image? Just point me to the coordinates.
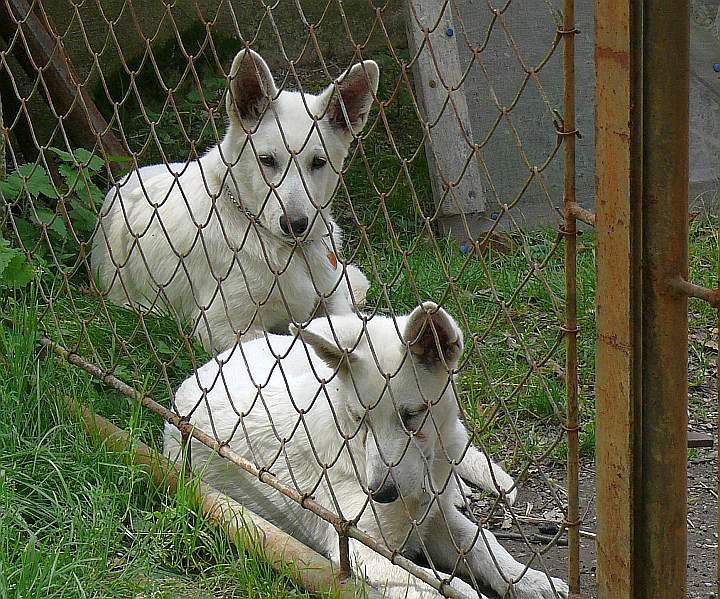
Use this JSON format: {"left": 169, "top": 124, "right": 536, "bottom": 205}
{"left": 687, "top": 455, "right": 718, "bottom": 598}
{"left": 472, "top": 449, "right": 718, "bottom": 599}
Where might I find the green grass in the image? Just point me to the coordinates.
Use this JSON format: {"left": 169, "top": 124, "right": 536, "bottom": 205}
{"left": 0, "top": 292, "right": 320, "bottom": 599}
{"left": 4, "top": 185, "right": 717, "bottom": 599}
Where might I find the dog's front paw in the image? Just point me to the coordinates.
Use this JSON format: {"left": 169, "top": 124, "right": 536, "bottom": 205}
{"left": 346, "top": 264, "right": 369, "bottom": 308}
{"left": 446, "top": 576, "right": 489, "bottom": 599}
{"left": 510, "top": 571, "right": 569, "bottom": 599}
{"left": 493, "top": 468, "right": 518, "bottom": 506}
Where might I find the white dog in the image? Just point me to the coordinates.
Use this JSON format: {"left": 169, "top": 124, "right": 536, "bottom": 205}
{"left": 91, "top": 50, "right": 376, "bottom": 353}
{"left": 164, "top": 303, "right": 569, "bottom": 598}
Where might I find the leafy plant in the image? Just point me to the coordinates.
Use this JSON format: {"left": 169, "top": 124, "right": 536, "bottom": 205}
{"left": 0, "top": 237, "right": 33, "bottom": 289}
{"left": 0, "top": 148, "right": 128, "bottom": 278}
{"left": 126, "top": 76, "right": 227, "bottom": 163}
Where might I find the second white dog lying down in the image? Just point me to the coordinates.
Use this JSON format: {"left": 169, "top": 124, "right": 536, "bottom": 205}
{"left": 164, "top": 304, "right": 568, "bottom": 598}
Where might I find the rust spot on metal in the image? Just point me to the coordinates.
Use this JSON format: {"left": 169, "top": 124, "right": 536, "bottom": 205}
{"left": 598, "top": 332, "right": 632, "bottom": 354}
{"left": 596, "top": 1, "right": 690, "bottom": 597}
{"left": 595, "top": 45, "right": 630, "bottom": 68}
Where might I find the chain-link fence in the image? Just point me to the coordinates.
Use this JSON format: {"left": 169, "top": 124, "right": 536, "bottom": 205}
{"left": 0, "top": 1, "right": 593, "bottom": 597}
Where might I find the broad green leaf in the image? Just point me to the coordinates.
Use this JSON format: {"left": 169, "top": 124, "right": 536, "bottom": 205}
{"left": 13, "top": 217, "right": 41, "bottom": 250}
{"left": 59, "top": 163, "right": 81, "bottom": 192}
{"left": 50, "top": 147, "right": 105, "bottom": 172}
{"left": 1, "top": 252, "right": 34, "bottom": 288}
{"left": 60, "top": 164, "right": 103, "bottom": 204}
{"left": 0, "top": 173, "right": 22, "bottom": 200}
{"left": 15, "top": 164, "right": 58, "bottom": 199}
{"left": 69, "top": 203, "right": 97, "bottom": 234}
{"left": 0, "top": 238, "right": 18, "bottom": 279}
{"left": 34, "top": 207, "right": 68, "bottom": 239}
{"left": 73, "top": 148, "right": 105, "bottom": 172}
{"left": 48, "top": 147, "right": 74, "bottom": 162}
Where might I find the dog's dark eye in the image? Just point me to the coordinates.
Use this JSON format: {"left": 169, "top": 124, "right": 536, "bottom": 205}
{"left": 311, "top": 156, "right": 327, "bottom": 170}
{"left": 258, "top": 154, "right": 277, "bottom": 168}
{"left": 401, "top": 406, "right": 428, "bottom": 429}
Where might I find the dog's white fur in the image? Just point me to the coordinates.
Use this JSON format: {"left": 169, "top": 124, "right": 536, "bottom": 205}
{"left": 164, "top": 304, "right": 568, "bottom": 598}
{"left": 91, "top": 50, "right": 376, "bottom": 353}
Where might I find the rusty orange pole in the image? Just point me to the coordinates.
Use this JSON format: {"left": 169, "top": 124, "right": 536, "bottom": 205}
{"left": 595, "top": 1, "right": 643, "bottom": 595}
{"left": 595, "top": 0, "right": 689, "bottom": 598}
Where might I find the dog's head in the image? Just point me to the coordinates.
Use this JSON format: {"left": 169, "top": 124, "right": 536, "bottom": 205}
{"left": 221, "top": 49, "right": 379, "bottom": 242}
{"left": 291, "top": 302, "right": 464, "bottom": 504}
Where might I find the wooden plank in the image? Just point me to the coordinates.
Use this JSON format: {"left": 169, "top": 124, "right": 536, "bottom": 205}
{"left": 688, "top": 431, "right": 714, "bottom": 449}
{"left": 64, "top": 398, "right": 382, "bottom": 599}
{"left": 0, "top": 0, "right": 127, "bottom": 160}
{"left": 404, "top": 0, "right": 486, "bottom": 235}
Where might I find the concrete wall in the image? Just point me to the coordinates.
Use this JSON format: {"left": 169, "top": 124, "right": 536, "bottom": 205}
{"left": 455, "top": 0, "right": 594, "bottom": 230}
{"left": 46, "top": 0, "right": 407, "bottom": 84}
{"left": 454, "top": 0, "right": 719, "bottom": 230}
{"left": 689, "top": 0, "right": 720, "bottom": 209}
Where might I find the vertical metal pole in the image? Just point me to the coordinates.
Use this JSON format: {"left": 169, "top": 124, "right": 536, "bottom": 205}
{"left": 640, "top": 2, "right": 689, "bottom": 597}
{"left": 595, "top": 1, "right": 643, "bottom": 596}
{"left": 561, "top": 0, "right": 580, "bottom": 596}
{"left": 595, "top": 1, "right": 689, "bottom": 598}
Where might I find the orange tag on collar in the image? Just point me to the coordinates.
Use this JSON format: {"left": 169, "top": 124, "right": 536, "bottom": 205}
{"left": 327, "top": 251, "right": 338, "bottom": 269}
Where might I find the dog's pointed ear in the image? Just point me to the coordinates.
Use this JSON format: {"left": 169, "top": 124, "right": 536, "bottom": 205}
{"left": 319, "top": 60, "right": 379, "bottom": 137}
{"left": 289, "top": 318, "right": 361, "bottom": 371}
{"left": 405, "top": 302, "right": 464, "bottom": 370}
{"left": 226, "top": 49, "right": 278, "bottom": 129}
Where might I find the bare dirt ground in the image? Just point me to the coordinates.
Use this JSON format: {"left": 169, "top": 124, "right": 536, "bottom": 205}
{"left": 492, "top": 453, "right": 718, "bottom": 599}
{"left": 495, "top": 458, "right": 717, "bottom": 599}
{"left": 476, "top": 365, "right": 719, "bottom": 598}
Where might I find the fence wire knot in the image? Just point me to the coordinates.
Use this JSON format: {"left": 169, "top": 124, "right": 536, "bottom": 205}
{"left": 558, "top": 225, "right": 578, "bottom": 237}
{"left": 563, "top": 517, "right": 583, "bottom": 528}
{"left": 556, "top": 127, "right": 580, "bottom": 137}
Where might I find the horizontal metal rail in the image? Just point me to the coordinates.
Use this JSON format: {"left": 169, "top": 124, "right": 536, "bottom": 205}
{"left": 670, "top": 275, "right": 720, "bottom": 309}
{"left": 567, "top": 202, "right": 595, "bottom": 228}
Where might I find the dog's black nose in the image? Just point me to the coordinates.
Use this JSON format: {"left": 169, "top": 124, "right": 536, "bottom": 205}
{"left": 279, "top": 214, "right": 309, "bottom": 237}
{"left": 370, "top": 483, "right": 399, "bottom": 504}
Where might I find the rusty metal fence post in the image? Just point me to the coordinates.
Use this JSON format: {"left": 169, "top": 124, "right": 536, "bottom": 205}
{"left": 561, "top": 0, "right": 580, "bottom": 595}
{"left": 595, "top": 1, "right": 689, "bottom": 598}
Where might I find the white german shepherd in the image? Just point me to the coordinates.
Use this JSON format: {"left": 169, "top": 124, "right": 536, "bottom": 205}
{"left": 164, "top": 303, "right": 568, "bottom": 598}
{"left": 91, "top": 50, "right": 376, "bottom": 353}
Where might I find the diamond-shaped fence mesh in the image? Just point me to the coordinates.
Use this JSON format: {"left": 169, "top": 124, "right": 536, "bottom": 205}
{"left": 0, "top": 1, "right": 589, "bottom": 597}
